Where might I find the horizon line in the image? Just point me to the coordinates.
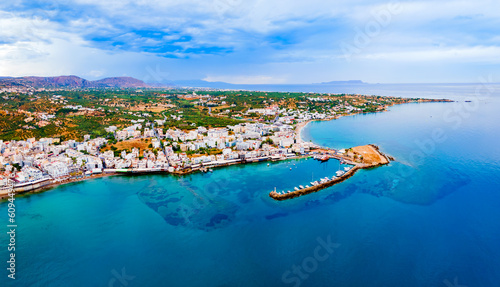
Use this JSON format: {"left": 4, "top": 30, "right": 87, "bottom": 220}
{"left": 1, "top": 75, "right": 498, "bottom": 86}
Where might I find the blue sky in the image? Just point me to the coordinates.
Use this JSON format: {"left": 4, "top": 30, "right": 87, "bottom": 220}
{"left": 1, "top": 0, "right": 499, "bottom": 84}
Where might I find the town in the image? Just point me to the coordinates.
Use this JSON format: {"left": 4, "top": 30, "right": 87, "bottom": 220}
{"left": 0, "top": 87, "right": 448, "bottom": 197}
{"left": 0, "top": 117, "right": 317, "bottom": 196}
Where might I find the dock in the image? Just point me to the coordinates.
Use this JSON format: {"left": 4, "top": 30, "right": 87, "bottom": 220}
{"left": 269, "top": 144, "right": 391, "bottom": 201}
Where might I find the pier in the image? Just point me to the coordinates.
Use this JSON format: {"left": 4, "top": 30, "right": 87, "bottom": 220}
{"left": 269, "top": 144, "right": 391, "bottom": 201}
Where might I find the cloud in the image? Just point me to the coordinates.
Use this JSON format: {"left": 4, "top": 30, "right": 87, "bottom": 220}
{"left": 1, "top": 0, "right": 500, "bottom": 83}
{"left": 360, "top": 46, "right": 500, "bottom": 63}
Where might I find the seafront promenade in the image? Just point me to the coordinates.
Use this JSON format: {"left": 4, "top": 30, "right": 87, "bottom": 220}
{"left": 0, "top": 153, "right": 305, "bottom": 199}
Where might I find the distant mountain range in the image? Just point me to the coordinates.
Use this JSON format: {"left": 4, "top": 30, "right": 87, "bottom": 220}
{"left": 155, "top": 79, "right": 366, "bottom": 89}
{"left": 0, "top": 75, "right": 367, "bottom": 90}
{"left": 0, "top": 75, "right": 149, "bottom": 89}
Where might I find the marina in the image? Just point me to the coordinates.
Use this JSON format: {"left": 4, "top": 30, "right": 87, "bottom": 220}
{"left": 269, "top": 144, "right": 391, "bottom": 200}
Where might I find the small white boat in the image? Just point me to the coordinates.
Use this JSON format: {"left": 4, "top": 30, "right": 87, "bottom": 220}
{"left": 305, "top": 185, "right": 310, "bottom": 188}
{"left": 267, "top": 163, "right": 270, "bottom": 166}
{"left": 299, "top": 185, "right": 304, "bottom": 189}
{"left": 294, "top": 187, "right": 299, "bottom": 191}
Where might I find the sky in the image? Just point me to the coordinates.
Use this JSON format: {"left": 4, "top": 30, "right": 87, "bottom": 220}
{"left": 0, "top": 0, "right": 500, "bottom": 84}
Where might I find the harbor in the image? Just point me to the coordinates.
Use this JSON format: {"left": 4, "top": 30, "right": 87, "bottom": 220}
{"left": 269, "top": 144, "right": 391, "bottom": 200}
{"left": 1, "top": 144, "right": 391, "bottom": 200}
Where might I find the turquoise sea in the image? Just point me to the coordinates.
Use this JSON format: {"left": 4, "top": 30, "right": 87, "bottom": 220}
{"left": 1, "top": 83, "right": 500, "bottom": 286}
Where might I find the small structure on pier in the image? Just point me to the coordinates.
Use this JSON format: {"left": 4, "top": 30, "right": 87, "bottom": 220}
{"left": 269, "top": 144, "right": 391, "bottom": 201}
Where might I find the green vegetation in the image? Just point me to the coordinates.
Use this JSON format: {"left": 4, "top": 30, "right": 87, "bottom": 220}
{"left": 0, "top": 88, "right": 430, "bottom": 141}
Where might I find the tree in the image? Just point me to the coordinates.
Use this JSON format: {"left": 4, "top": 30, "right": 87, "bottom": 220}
{"left": 12, "top": 163, "right": 22, "bottom": 171}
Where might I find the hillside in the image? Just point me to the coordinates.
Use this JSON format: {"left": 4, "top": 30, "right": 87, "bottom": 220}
{"left": 0, "top": 75, "right": 149, "bottom": 89}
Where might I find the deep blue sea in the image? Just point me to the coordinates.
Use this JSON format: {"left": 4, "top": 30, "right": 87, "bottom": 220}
{"left": 1, "top": 83, "right": 500, "bottom": 287}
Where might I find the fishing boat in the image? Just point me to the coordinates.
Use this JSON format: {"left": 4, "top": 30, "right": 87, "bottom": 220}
{"left": 299, "top": 185, "right": 304, "bottom": 189}
{"left": 294, "top": 187, "right": 299, "bottom": 191}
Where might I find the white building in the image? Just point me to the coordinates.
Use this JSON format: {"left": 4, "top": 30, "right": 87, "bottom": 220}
{"left": 45, "top": 162, "right": 69, "bottom": 178}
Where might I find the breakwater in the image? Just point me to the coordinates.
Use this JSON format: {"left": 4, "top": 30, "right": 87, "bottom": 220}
{"left": 269, "top": 165, "right": 360, "bottom": 200}
{"left": 269, "top": 144, "right": 391, "bottom": 201}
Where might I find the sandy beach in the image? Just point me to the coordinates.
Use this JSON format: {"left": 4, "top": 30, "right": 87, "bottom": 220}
{"left": 295, "top": 115, "right": 338, "bottom": 144}
{"left": 295, "top": 119, "right": 314, "bottom": 143}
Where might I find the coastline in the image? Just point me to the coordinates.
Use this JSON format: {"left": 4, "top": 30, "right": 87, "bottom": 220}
{"left": 295, "top": 116, "right": 337, "bottom": 144}
{"left": 295, "top": 119, "right": 313, "bottom": 144}
{"left": 0, "top": 172, "right": 119, "bottom": 200}
{"left": 294, "top": 99, "right": 452, "bottom": 146}
{"left": 4, "top": 119, "right": 319, "bottom": 199}
{"left": 2, "top": 100, "right": 450, "bottom": 202}
{"left": 1, "top": 154, "right": 310, "bottom": 200}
